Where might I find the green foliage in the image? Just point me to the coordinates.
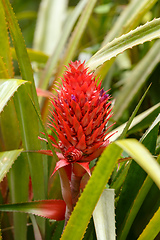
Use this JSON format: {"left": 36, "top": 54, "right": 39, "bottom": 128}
{"left": 87, "top": 18, "right": 160, "bottom": 70}
{"left": 0, "top": 80, "right": 27, "bottom": 113}
{"left": 137, "top": 206, "right": 160, "bottom": 240}
{"left": 0, "top": 149, "right": 23, "bottom": 182}
{"left": 0, "top": 0, "right": 159, "bottom": 239}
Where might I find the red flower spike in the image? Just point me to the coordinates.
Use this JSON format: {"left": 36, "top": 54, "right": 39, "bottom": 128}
{"left": 39, "top": 61, "right": 115, "bottom": 177}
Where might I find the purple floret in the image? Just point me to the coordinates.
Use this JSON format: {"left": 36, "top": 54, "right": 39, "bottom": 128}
{"left": 71, "top": 94, "right": 77, "bottom": 102}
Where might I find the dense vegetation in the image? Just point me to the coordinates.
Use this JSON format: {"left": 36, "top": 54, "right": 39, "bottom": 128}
{"left": 0, "top": 0, "right": 160, "bottom": 239}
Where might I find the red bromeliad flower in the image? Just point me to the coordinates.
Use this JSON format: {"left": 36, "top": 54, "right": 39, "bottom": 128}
{"left": 39, "top": 60, "right": 114, "bottom": 177}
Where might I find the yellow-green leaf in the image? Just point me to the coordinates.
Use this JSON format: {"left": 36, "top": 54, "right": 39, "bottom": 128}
{"left": 116, "top": 139, "right": 160, "bottom": 189}
{"left": 0, "top": 149, "right": 23, "bottom": 182}
{"left": 0, "top": 79, "right": 27, "bottom": 113}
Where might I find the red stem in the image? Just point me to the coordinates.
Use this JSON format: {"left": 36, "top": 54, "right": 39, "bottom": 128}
{"left": 64, "top": 172, "right": 82, "bottom": 227}
{"left": 70, "top": 172, "right": 82, "bottom": 207}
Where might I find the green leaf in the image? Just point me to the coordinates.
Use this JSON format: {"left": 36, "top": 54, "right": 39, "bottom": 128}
{"left": 0, "top": 79, "right": 27, "bottom": 113}
{"left": 2, "top": 0, "right": 33, "bottom": 82}
{"left": 116, "top": 139, "right": 160, "bottom": 189}
{"left": 0, "top": 102, "right": 27, "bottom": 240}
{"left": 102, "top": 0, "right": 158, "bottom": 45}
{"left": 8, "top": 154, "right": 29, "bottom": 240}
{"left": 128, "top": 104, "right": 160, "bottom": 135}
{"left": 118, "top": 155, "right": 160, "bottom": 240}
{"left": 137, "top": 206, "right": 160, "bottom": 240}
{"left": 61, "top": 143, "right": 122, "bottom": 240}
{"left": 51, "top": 221, "right": 65, "bottom": 240}
{"left": 0, "top": 0, "right": 13, "bottom": 77}
{"left": 0, "top": 80, "right": 27, "bottom": 239}
{"left": 28, "top": 95, "right": 58, "bottom": 161}
{"left": 110, "top": 161, "right": 131, "bottom": 195}
{"left": 29, "top": 215, "right": 43, "bottom": 240}
{"left": 33, "top": 0, "right": 68, "bottom": 55}
{"left": 0, "top": 99, "right": 21, "bottom": 151}
{"left": 116, "top": 120, "right": 159, "bottom": 236}
{"left": 1, "top": 2, "right": 48, "bottom": 237}
{"left": 140, "top": 113, "right": 160, "bottom": 143}
{"left": 0, "top": 57, "right": 10, "bottom": 79}
{"left": 118, "top": 84, "right": 151, "bottom": 140}
{"left": 16, "top": 11, "right": 37, "bottom": 21}
{"left": 0, "top": 149, "right": 23, "bottom": 182}
{"left": 113, "top": 40, "right": 160, "bottom": 121}
{"left": 11, "top": 47, "right": 49, "bottom": 64}
{"left": 93, "top": 189, "right": 115, "bottom": 240}
{"left": 110, "top": 103, "right": 160, "bottom": 141}
{"left": 1, "top": 0, "right": 39, "bottom": 108}
{"left": 62, "top": 0, "right": 97, "bottom": 65}
{"left": 39, "top": 0, "right": 88, "bottom": 90}
{"left": 87, "top": 18, "right": 160, "bottom": 70}
{"left": 134, "top": 183, "right": 160, "bottom": 239}
{"left": 52, "top": 0, "right": 98, "bottom": 84}
{"left": 94, "top": 3, "right": 113, "bottom": 14}
{"left": 95, "top": 0, "right": 158, "bottom": 80}
{"left": 14, "top": 86, "right": 46, "bottom": 237}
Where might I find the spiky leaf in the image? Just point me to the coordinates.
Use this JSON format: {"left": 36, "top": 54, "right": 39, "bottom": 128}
{"left": 0, "top": 79, "right": 27, "bottom": 113}
{"left": 0, "top": 149, "right": 23, "bottom": 182}
{"left": 87, "top": 18, "right": 160, "bottom": 70}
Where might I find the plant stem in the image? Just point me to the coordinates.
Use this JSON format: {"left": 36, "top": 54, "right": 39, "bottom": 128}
{"left": 64, "top": 172, "right": 82, "bottom": 227}
{"left": 71, "top": 173, "right": 82, "bottom": 207}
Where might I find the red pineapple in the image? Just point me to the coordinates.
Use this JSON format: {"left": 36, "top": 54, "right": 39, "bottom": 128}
{"left": 40, "top": 60, "right": 115, "bottom": 177}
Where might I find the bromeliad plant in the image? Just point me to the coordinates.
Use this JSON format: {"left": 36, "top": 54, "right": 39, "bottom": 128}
{"left": 39, "top": 60, "right": 115, "bottom": 223}
{"left": 0, "top": 0, "right": 160, "bottom": 240}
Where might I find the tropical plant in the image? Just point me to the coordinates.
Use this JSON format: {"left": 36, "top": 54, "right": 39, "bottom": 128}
{"left": 0, "top": 0, "right": 160, "bottom": 239}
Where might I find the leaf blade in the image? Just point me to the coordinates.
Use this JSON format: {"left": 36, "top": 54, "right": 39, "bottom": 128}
{"left": 87, "top": 18, "right": 160, "bottom": 70}
{"left": 0, "top": 0, "right": 13, "bottom": 77}
{"left": 1, "top": 0, "right": 39, "bottom": 109}
{"left": 118, "top": 156, "right": 160, "bottom": 240}
{"left": 113, "top": 40, "right": 160, "bottom": 121}
{"left": 137, "top": 206, "right": 160, "bottom": 240}
{"left": 116, "top": 139, "right": 160, "bottom": 189}
{"left": 0, "top": 79, "right": 27, "bottom": 113}
{"left": 118, "top": 84, "right": 151, "bottom": 140}
{"left": 0, "top": 149, "right": 23, "bottom": 182}
{"left": 0, "top": 200, "right": 66, "bottom": 221}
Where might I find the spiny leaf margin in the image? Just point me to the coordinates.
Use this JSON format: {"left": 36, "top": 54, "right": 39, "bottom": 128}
{"left": 0, "top": 79, "right": 27, "bottom": 113}
{"left": 87, "top": 18, "right": 160, "bottom": 70}
{"left": 0, "top": 200, "right": 66, "bottom": 221}
{"left": 0, "top": 149, "right": 23, "bottom": 182}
